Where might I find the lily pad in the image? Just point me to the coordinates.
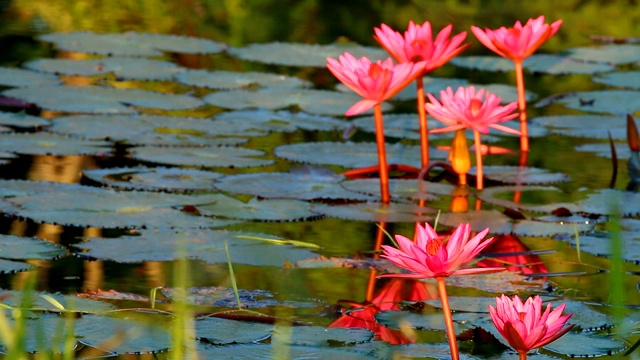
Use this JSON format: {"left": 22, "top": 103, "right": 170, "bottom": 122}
{"left": 541, "top": 331, "right": 626, "bottom": 357}
{"left": 227, "top": 41, "right": 389, "bottom": 67}
{"left": 593, "top": 71, "right": 640, "bottom": 90}
{"left": 275, "top": 141, "right": 446, "bottom": 169}
{"left": 0, "top": 234, "right": 66, "bottom": 260}
{"left": 423, "top": 271, "right": 546, "bottom": 294}
{"left": 74, "top": 229, "right": 318, "bottom": 267}
{"left": 543, "top": 90, "right": 640, "bottom": 115}
{"left": 75, "top": 312, "right": 171, "bottom": 354}
{"left": 0, "top": 259, "right": 35, "bottom": 274}
{"left": 478, "top": 186, "right": 581, "bottom": 214}
{"left": 574, "top": 142, "right": 630, "bottom": 159}
{"left": 451, "top": 54, "right": 614, "bottom": 74}
{"left": 195, "top": 343, "right": 372, "bottom": 359}
{"left": 0, "top": 66, "right": 60, "bottom": 87}
{"left": 275, "top": 326, "right": 374, "bottom": 346}
{"left": 197, "top": 197, "right": 320, "bottom": 222}
{"left": 175, "top": 69, "right": 311, "bottom": 89}
{"left": 568, "top": 44, "right": 640, "bottom": 64}
{"left": 0, "top": 312, "right": 75, "bottom": 354}
{"left": 214, "top": 172, "right": 375, "bottom": 201}
{"left": 0, "top": 133, "right": 111, "bottom": 156}
{"left": 471, "top": 166, "right": 571, "bottom": 185}
{"left": 0, "top": 111, "right": 51, "bottom": 129}
{"left": 391, "top": 76, "right": 469, "bottom": 101}
{"left": 212, "top": 109, "right": 348, "bottom": 134}
{"left": 195, "top": 316, "right": 273, "bottom": 344}
{"left": 340, "top": 179, "right": 449, "bottom": 201}
{"left": 2, "top": 85, "right": 204, "bottom": 114}
{"left": 577, "top": 188, "right": 640, "bottom": 216}
{"left": 24, "top": 57, "right": 186, "bottom": 81}
{"left": 531, "top": 114, "right": 626, "bottom": 140}
{"left": 50, "top": 114, "right": 247, "bottom": 146}
{"left": 0, "top": 290, "right": 115, "bottom": 312}
{"left": 82, "top": 166, "right": 223, "bottom": 192}
{"left": 128, "top": 146, "right": 273, "bottom": 168}
{"left": 374, "top": 310, "right": 478, "bottom": 333}
{"left": 162, "top": 286, "right": 318, "bottom": 308}
{"left": 309, "top": 202, "right": 436, "bottom": 223}
{"left": 565, "top": 231, "right": 640, "bottom": 263}
{"left": 203, "top": 88, "right": 393, "bottom": 116}
{"left": 39, "top": 31, "right": 226, "bottom": 56}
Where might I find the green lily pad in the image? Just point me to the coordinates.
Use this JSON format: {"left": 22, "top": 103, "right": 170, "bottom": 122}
{"left": 0, "top": 290, "right": 115, "bottom": 312}
{"left": 309, "top": 202, "right": 436, "bottom": 223}
{"left": 543, "top": 90, "right": 640, "bottom": 115}
{"left": 39, "top": 31, "right": 226, "bottom": 56}
{"left": 577, "top": 188, "right": 640, "bottom": 216}
{"left": 374, "top": 310, "right": 478, "bottom": 332}
{"left": 162, "top": 286, "right": 318, "bottom": 308}
{"left": 478, "top": 186, "right": 581, "bottom": 214}
{"left": 195, "top": 317, "right": 273, "bottom": 344}
{"left": 276, "top": 326, "right": 374, "bottom": 346}
{"left": 213, "top": 172, "right": 375, "bottom": 201}
{"left": 2, "top": 85, "right": 204, "bottom": 114}
{"left": 0, "top": 234, "right": 66, "bottom": 260}
{"left": 175, "top": 69, "right": 311, "bottom": 89}
{"left": 531, "top": 114, "right": 626, "bottom": 140}
{"left": 574, "top": 142, "right": 630, "bottom": 159}
{"left": 82, "top": 166, "right": 223, "bottom": 192}
{"left": 74, "top": 229, "right": 318, "bottom": 266}
{"left": 565, "top": 231, "right": 640, "bottom": 263}
{"left": 391, "top": 76, "right": 469, "bottom": 101}
{"left": 471, "top": 166, "right": 571, "bottom": 185}
{"left": 75, "top": 312, "right": 171, "bottom": 354}
{"left": 593, "top": 71, "right": 640, "bottom": 90}
{"left": 340, "top": 179, "right": 448, "bottom": 201}
{"left": 275, "top": 141, "right": 446, "bottom": 169}
{"left": 0, "top": 133, "right": 111, "bottom": 156}
{"left": 24, "top": 57, "right": 186, "bottom": 81}
{"left": 197, "top": 197, "right": 320, "bottom": 222}
{"left": 0, "top": 259, "right": 35, "bottom": 274}
{"left": 568, "top": 44, "right": 640, "bottom": 64}
{"left": 227, "top": 41, "right": 389, "bottom": 67}
{"left": 0, "top": 312, "right": 75, "bottom": 354}
{"left": 542, "top": 331, "right": 626, "bottom": 357}
{"left": 0, "top": 111, "right": 50, "bottom": 129}
{"left": 128, "top": 146, "right": 273, "bottom": 168}
{"left": 425, "top": 271, "right": 546, "bottom": 294}
{"left": 203, "top": 88, "right": 393, "bottom": 116}
{"left": 195, "top": 343, "right": 372, "bottom": 359}
{"left": 0, "top": 66, "right": 60, "bottom": 87}
{"left": 451, "top": 54, "right": 614, "bottom": 74}
{"left": 50, "top": 114, "right": 247, "bottom": 146}
{"left": 212, "top": 109, "right": 348, "bottom": 134}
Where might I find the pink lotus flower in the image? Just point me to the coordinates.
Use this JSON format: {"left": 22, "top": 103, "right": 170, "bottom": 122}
{"left": 326, "top": 52, "right": 425, "bottom": 116}
{"left": 426, "top": 86, "right": 519, "bottom": 135}
{"left": 489, "top": 295, "right": 573, "bottom": 356}
{"left": 379, "top": 222, "right": 503, "bottom": 279}
{"left": 374, "top": 21, "right": 469, "bottom": 74}
{"left": 470, "top": 15, "right": 562, "bottom": 63}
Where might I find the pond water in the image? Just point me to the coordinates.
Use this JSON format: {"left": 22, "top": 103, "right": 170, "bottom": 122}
{"left": 0, "top": 0, "right": 640, "bottom": 358}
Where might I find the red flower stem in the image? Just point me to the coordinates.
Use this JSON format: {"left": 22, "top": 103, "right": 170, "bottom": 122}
{"left": 416, "top": 77, "right": 429, "bottom": 168}
{"left": 519, "top": 351, "right": 528, "bottom": 360}
{"left": 514, "top": 60, "right": 529, "bottom": 152}
{"left": 373, "top": 103, "right": 390, "bottom": 203}
{"left": 473, "top": 130, "right": 484, "bottom": 191}
{"left": 437, "top": 277, "right": 460, "bottom": 360}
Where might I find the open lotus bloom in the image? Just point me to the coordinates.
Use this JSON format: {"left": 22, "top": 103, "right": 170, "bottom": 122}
{"left": 374, "top": 21, "right": 469, "bottom": 72}
{"left": 379, "top": 222, "right": 504, "bottom": 279}
{"left": 489, "top": 295, "right": 574, "bottom": 356}
{"left": 326, "top": 52, "right": 425, "bottom": 116}
{"left": 426, "top": 86, "right": 520, "bottom": 134}
{"left": 471, "top": 15, "right": 562, "bottom": 62}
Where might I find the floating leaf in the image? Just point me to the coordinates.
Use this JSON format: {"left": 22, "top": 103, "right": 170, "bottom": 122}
{"left": 39, "top": 31, "right": 226, "bottom": 56}
{"left": 568, "top": 44, "right": 640, "bottom": 64}
{"left": 195, "top": 316, "right": 273, "bottom": 344}
{"left": 75, "top": 312, "right": 171, "bottom": 354}
{"left": 50, "top": 114, "right": 247, "bottom": 146}
{"left": 424, "top": 271, "right": 546, "bottom": 294}
{"left": 74, "top": 229, "right": 318, "bottom": 266}
{"left": 340, "top": 179, "right": 450, "bottom": 201}
{"left": 0, "top": 111, "right": 50, "bottom": 129}
{"left": 197, "top": 197, "right": 320, "bottom": 222}
{"left": 0, "top": 133, "right": 111, "bottom": 156}
{"left": 0, "top": 259, "right": 35, "bottom": 274}
{"left": 24, "top": 57, "right": 186, "bottom": 81}
{"left": 214, "top": 172, "right": 375, "bottom": 201}
{"left": 565, "top": 231, "right": 640, "bottom": 263}
{"left": 390, "top": 76, "right": 469, "bottom": 101}
{"left": 195, "top": 343, "right": 371, "bottom": 359}
{"left": 213, "top": 109, "right": 348, "bottom": 133}
{"left": 575, "top": 141, "right": 631, "bottom": 159}
{"left": 310, "top": 202, "right": 436, "bottom": 223}
{"left": 450, "top": 56, "right": 513, "bottom": 72}
{"left": 0, "top": 66, "right": 60, "bottom": 87}
{"left": 275, "top": 141, "right": 446, "bottom": 169}
{"left": 593, "top": 71, "right": 640, "bottom": 90}
{"left": 577, "top": 188, "right": 640, "bottom": 216}
{"left": 451, "top": 54, "right": 615, "bottom": 74}
{"left": 375, "top": 310, "right": 479, "bottom": 333}
{"left": 0, "top": 312, "right": 75, "bottom": 353}
{"left": 175, "top": 69, "right": 311, "bottom": 89}
{"left": 3, "top": 85, "right": 204, "bottom": 114}
{"left": 532, "top": 114, "right": 626, "bottom": 140}
{"left": 543, "top": 90, "right": 640, "bottom": 115}
{"left": 162, "top": 286, "right": 318, "bottom": 308}
{"left": 227, "top": 42, "right": 389, "bottom": 67}
{"left": 478, "top": 186, "right": 581, "bottom": 213}
{"left": 0, "top": 234, "right": 66, "bottom": 260}
{"left": 203, "top": 88, "right": 392, "bottom": 116}
{"left": 0, "top": 290, "right": 115, "bottom": 312}
{"left": 541, "top": 331, "right": 626, "bottom": 357}
{"left": 128, "top": 146, "right": 273, "bottom": 168}
{"left": 82, "top": 166, "right": 223, "bottom": 192}
{"left": 275, "top": 326, "right": 374, "bottom": 346}
{"left": 470, "top": 166, "right": 571, "bottom": 185}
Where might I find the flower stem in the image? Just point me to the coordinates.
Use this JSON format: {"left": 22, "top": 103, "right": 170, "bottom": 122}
{"left": 373, "top": 104, "right": 390, "bottom": 203}
{"left": 437, "top": 277, "right": 459, "bottom": 360}
{"left": 416, "top": 77, "right": 429, "bottom": 168}
{"left": 514, "top": 60, "right": 529, "bottom": 152}
{"left": 519, "top": 350, "right": 528, "bottom": 360}
{"left": 473, "top": 130, "right": 484, "bottom": 191}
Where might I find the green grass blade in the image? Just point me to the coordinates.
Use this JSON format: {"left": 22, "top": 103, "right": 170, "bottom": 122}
{"left": 225, "top": 241, "right": 242, "bottom": 310}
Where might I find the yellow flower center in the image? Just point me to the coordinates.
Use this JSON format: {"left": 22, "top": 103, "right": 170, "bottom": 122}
{"left": 426, "top": 237, "right": 443, "bottom": 256}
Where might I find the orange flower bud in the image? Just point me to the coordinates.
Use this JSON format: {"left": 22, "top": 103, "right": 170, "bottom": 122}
{"left": 449, "top": 129, "right": 471, "bottom": 185}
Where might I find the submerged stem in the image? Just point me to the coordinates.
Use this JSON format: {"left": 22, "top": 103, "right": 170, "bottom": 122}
{"left": 374, "top": 103, "right": 390, "bottom": 203}
{"left": 514, "top": 61, "right": 529, "bottom": 152}
{"left": 416, "top": 77, "right": 429, "bottom": 168}
{"left": 437, "top": 277, "right": 460, "bottom": 360}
